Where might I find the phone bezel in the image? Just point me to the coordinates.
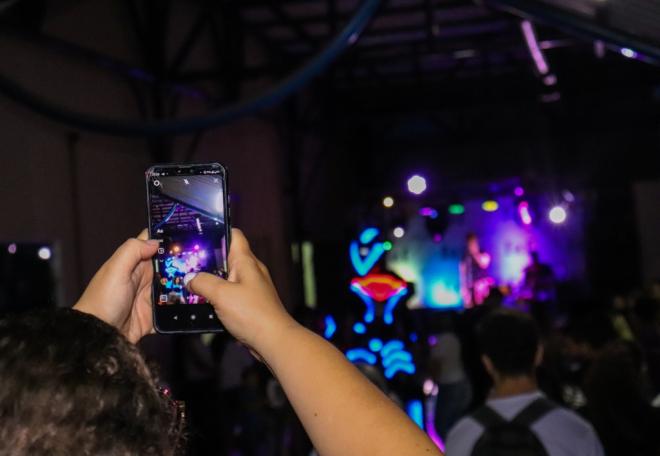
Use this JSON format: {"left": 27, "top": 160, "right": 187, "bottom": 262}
{"left": 145, "top": 162, "right": 230, "bottom": 334}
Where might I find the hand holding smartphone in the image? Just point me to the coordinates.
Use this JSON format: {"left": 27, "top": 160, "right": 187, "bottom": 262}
{"left": 146, "top": 163, "right": 230, "bottom": 333}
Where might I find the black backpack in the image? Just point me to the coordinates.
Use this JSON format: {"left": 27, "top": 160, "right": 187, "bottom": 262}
{"left": 470, "top": 397, "right": 556, "bottom": 456}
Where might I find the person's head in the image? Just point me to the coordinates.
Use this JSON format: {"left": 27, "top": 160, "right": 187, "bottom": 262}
{"left": 0, "top": 309, "right": 178, "bottom": 455}
{"left": 530, "top": 251, "right": 540, "bottom": 264}
{"left": 466, "top": 233, "right": 480, "bottom": 255}
{"left": 477, "top": 309, "right": 542, "bottom": 384}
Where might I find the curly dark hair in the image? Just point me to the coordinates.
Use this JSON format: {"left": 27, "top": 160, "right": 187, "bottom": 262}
{"left": 0, "top": 309, "right": 176, "bottom": 455}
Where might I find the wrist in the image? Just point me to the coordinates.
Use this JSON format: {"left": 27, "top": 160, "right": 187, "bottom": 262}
{"left": 254, "top": 314, "right": 304, "bottom": 361}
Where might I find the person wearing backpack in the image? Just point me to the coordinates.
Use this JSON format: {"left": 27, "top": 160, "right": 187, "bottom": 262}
{"left": 445, "top": 309, "right": 604, "bottom": 456}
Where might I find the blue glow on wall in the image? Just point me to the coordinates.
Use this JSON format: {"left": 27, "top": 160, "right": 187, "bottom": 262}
{"left": 383, "top": 287, "right": 409, "bottom": 324}
{"left": 406, "top": 400, "right": 424, "bottom": 429}
{"left": 346, "top": 348, "right": 377, "bottom": 365}
{"left": 368, "top": 338, "right": 383, "bottom": 352}
{"left": 350, "top": 241, "right": 385, "bottom": 276}
{"left": 385, "top": 361, "right": 416, "bottom": 379}
{"left": 359, "top": 227, "right": 380, "bottom": 244}
{"left": 353, "top": 322, "right": 367, "bottom": 334}
{"left": 350, "top": 282, "right": 376, "bottom": 323}
{"left": 381, "top": 340, "right": 404, "bottom": 357}
{"left": 324, "top": 315, "right": 337, "bottom": 339}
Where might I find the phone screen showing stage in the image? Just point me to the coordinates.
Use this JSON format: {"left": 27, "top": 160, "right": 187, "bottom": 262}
{"left": 147, "top": 164, "right": 228, "bottom": 308}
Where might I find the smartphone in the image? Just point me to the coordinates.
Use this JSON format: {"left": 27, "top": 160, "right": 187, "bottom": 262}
{"left": 146, "top": 163, "right": 230, "bottom": 333}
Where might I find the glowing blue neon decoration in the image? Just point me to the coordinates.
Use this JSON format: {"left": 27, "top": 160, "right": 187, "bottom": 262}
{"left": 406, "top": 400, "right": 424, "bottom": 429}
{"left": 350, "top": 283, "right": 376, "bottom": 323}
{"left": 339, "top": 228, "right": 418, "bottom": 384}
{"left": 382, "top": 351, "right": 413, "bottom": 368}
{"left": 381, "top": 340, "right": 405, "bottom": 358}
{"left": 346, "top": 348, "right": 377, "bottom": 365}
{"left": 350, "top": 241, "right": 385, "bottom": 276}
{"left": 368, "top": 338, "right": 383, "bottom": 352}
{"left": 324, "top": 315, "right": 337, "bottom": 339}
{"left": 385, "top": 361, "right": 416, "bottom": 379}
{"left": 359, "top": 227, "right": 380, "bottom": 244}
{"left": 409, "top": 332, "right": 418, "bottom": 342}
{"left": 383, "top": 287, "right": 408, "bottom": 325}
{"left": 353, "top": 322, "right": 367, "bottom": 334}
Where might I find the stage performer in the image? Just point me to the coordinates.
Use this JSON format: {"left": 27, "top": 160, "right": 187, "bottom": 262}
{"left": 460, "top": 233, "right": 493, "bottom": 308}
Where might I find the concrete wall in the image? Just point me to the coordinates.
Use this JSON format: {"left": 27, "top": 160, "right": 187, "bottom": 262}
{"left": 0, "top": 0, "right": 294, "bottom": 307}
{"left": 634, "top": 180, "right": 660, "bottom": 286}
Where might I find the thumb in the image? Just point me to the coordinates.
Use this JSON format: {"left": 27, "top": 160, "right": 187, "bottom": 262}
{"left": 185, "top": 272, "right": 234, "bottom": 306}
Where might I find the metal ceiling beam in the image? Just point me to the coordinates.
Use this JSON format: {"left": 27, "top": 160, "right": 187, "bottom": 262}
{"left": 241, "top": 1, "right": 472, "bottom": 27}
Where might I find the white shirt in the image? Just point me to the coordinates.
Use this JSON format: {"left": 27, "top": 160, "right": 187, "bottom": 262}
{"left": 445, "top": 391, "right": 604, "bottom": 456}
{"left": 430, "top": 333, "right": 467, "bottom": 384}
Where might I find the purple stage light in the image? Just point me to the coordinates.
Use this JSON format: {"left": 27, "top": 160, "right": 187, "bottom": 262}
{"left": 514, "top": 186, "right": 525, "bottom": 197}
{"left": 194, "top": 244, "right": 200, "bottom": 250}
{"left": 407, "top": 175, "right": 427, "bottom": 195}
{"left": 621, "top": 48, "right": 638, "bottom": 59}
{"left": 518, "top": 201, "right": 533, "bottom": 226}
{"left": 543, "top": 74, "right": 557, "bottom": 86}
{"left": 562, "top": 190, "right": 575, "bottom": 203}
{"left": 419, "top": 207, "right": 438, "bottom": 219}
{"left": 521, "top": 20, "right": 549, "bottom": 75}
{"left": 7, "top": 243, "right": 16, "bottom": 254}
{"left": 432, "top": 234, "right": 442, "bottom": 243}
{"left": 549, "top": 206, "right": 567, "bottom": 224}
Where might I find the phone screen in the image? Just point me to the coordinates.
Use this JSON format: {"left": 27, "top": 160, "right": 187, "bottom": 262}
{"left": 146, "top": 163, "right": 229, "bottom": 332}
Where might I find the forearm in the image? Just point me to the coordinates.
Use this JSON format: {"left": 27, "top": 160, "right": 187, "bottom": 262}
{"left": 261, "top": 324, "right": 442, "bottom": 456}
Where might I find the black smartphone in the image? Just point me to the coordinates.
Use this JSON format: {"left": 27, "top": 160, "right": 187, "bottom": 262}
{"left": 146, "top": 163, "right": 230, "bottom": 333}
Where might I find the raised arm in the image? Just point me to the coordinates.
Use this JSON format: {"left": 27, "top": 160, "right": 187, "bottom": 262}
{"left": 187, "top": 229, "right": 442, "bottom": 456}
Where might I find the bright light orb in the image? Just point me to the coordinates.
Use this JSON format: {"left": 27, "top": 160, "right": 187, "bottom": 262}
{"left": 382, "top": 196, "right": 395, "bottom": 208}
{"left": 407, "top": 175, "right": 427, "bottom": 195}
{"left": 393, "top": 227, "right": 405, "bottom": 238}
{"left": 549, "top": 206, "right": 567, "bottom": 224}
{"left": 38, "top": 247, "right": 51, "bottom": 260}
{"left": 621, "top": 48, "right": 638, "bottom": 59}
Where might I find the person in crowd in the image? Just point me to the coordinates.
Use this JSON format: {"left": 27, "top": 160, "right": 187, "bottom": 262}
{"left": 0, "top": 229, "right": 440, "bottom": 456}
{"left": 429, "top": 314, "right": 472, "bottom": 440}
{"left": 630, "top": 297, "right": 660, "bottom": 394}
{"left": 583, "top": 340, "right": 660, "bottom": 456}
{"left": 521, "top": 252, "right": 557, "bottom": 332}
{"left": 459, "top": 233, "right": 493, "bottom": 308}
{"left": 445, "top": 309, "right": 603, "bottom": 456}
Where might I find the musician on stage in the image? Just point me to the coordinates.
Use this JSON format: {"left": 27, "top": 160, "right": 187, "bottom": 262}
{"left": 460, "top": 233, "right": 493, "bottom": 309}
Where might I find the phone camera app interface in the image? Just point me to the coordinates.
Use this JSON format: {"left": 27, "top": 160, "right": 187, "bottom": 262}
{"left": 149, "top": 169, "right": 227, "bottom": 306}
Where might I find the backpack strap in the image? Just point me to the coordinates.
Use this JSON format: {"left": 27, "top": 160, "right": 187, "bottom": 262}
{"left": 471, "top": 405, "right": 507, "bottom": 429}
{"left": 511, "top": 397, "right": 557, "bottom": 428}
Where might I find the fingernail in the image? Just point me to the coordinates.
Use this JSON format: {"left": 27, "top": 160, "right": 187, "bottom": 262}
{"left": 183, "top": 272, "right": 197, "bottom": 288}
{"left": 146, "top": 240, "right": 160, "bottom": 246}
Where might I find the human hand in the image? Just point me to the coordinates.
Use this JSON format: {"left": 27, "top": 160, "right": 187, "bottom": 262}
{"left": 74, "top": 230, "right": 159, "bottom": 343}
{"left": 185, "top": 228, "right": 299, "bottom": 355}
